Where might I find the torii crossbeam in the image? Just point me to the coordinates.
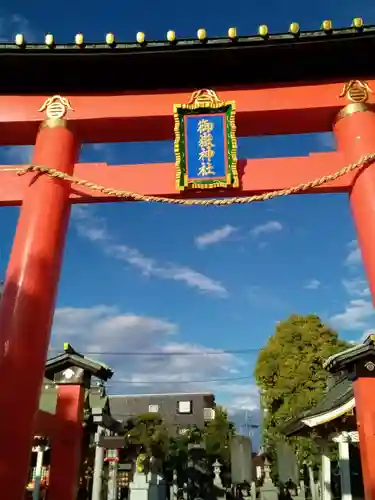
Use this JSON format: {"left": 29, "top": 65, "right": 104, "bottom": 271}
{"left": 1, "top": 23, "right": 375, "bottom": 500}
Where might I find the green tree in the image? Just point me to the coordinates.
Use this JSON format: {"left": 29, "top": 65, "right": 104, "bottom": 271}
{"left": 164, "top": 408, "right": 235, "bottom": 480}
{"left": 254, "top": 314, "right": 349, "bottom": 463}
{"left": 127, "top": 412, "right": 170, "bottom": 460}
{"left": 204, "top": 405, "right": 236, "bottom": 465}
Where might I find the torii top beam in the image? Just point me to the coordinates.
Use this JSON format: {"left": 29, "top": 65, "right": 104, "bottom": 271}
{"left": 1, "top": 21, "right": 374, "bottom": 93}
{"left": 0, "top": 21, "right": 373, "bottom": 145}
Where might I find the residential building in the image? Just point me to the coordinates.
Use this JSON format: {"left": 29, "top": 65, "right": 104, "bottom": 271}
{"left": 109, "top": 392, "right": 216, "bottom": 434}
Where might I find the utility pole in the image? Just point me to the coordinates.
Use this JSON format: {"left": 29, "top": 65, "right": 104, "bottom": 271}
{"left": 92, "top": 427, "right": 106, "bottom": 500}
{"left": 240, "top": 410, "right": 259, "bottom": 439}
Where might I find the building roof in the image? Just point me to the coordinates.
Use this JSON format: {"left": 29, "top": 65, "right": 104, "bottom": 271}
{"left": 109, "top": 392, "right": 215, "bottom": 427}
{"left": 45, "top": 344, "right": 113, "bottom": 381}
{"left": 324, "top": 335, "right": 375, "bottom": 372}
{"left": 0, "top": 21, "right": 374, "bottom": 93}
{"left": 110, "top": 392, "right": 214, "bottom": 398}
{"left": 283, "top": 376, "right": 354, "bottom": 437}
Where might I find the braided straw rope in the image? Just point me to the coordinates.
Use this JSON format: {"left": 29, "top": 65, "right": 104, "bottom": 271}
{"left": 15, "top": 152, "right": 375, "bottom": 206}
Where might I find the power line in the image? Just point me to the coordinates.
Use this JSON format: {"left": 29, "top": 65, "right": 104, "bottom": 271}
{"left": 48, "top": 348, "right": 261, "bottom": 357}
{"left": 103, "top": 375, "right": 254, "bottom": 385}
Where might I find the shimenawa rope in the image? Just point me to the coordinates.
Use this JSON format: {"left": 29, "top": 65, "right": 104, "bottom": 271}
{"left": 15, "top": 152, "right": 375, "bottom": 206}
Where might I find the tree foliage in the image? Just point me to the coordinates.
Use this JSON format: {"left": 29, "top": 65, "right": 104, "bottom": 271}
{"left": 127, "top": 412, "right": 170, "bottom": 460}
{"left": 204, "top": 406, "right": 235, "bottom": 465}
{"left": 254, "top": 314, "right": 349, "bottom": 463}
{"left": 125, "top": 406, "right": 236, "bottom": 477}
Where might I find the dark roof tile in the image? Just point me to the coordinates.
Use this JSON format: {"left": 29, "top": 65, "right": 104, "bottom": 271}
{"left": 283, "top": 377, "right": 353, "bottom": 436}
{"left": 0, "top": 23, "right": 374, "bottom": 93}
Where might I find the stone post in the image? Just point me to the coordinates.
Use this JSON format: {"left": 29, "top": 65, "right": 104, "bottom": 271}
{"left": 260, "top": 459, "right": 278, "bottom": 500}
{"left": 332, "top": 433, "right": 352, "bottom": 500}
{"left": 321, "top": 451, "right": 332, "bottom": 500}
{"left": 92, "top": 426, "right": 105, "bottom": 500}
{"left": 213, "top": 460, "right": 225, "bottom": 500}
{"left": 107, "top": 459, "right": 119, "bottom": 500}
{"left": 32, "top": 445, "right": 45, "bottom": 500}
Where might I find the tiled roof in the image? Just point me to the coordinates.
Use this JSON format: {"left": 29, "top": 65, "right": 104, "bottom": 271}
{"left": 324, "top": 335, "right": 375, "bottom": 372}
{"left": 0, "top": 21, "right": 374, "bottom": 93}
{"left": 283, "top": 377, "right": 353, "bottom": 437}
{"left": 45, "top": 344, "right": 113, "bottom": 381}
{"left": 302, "top": 377, "right": 353, "bottom": 418}
{"left": 2, "top": 19, "right": 371, "bottom": 51}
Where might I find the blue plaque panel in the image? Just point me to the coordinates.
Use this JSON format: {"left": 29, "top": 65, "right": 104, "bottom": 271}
{"left": 184, "top": 113, "right": 227, "bottom": 182}
{"left": 174, "top": 89, "right": 238, "bottom": 191}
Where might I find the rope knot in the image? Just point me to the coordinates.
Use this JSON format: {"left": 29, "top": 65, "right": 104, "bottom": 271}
{"left": 17, "top": 165, "right": 36, "bottom": 176}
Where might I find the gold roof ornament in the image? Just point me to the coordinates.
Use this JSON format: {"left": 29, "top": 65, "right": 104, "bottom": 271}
{"left": 45, "top": 33, "right": 54, "bottom": 47}
{"left": 136, "top": 32, "right": 146, "bottom": 45}
{"left": 166, "top": 30, "right": 176, "bottom": 43}
{"left": 258, "top": 25, "right": 269, "bottom": 38}
{"left": 39, "top": 95, "right": 74, "bottom": 120}
{"left": 289, "top": 22, "right": 300, "bottom": 36}
{"left": 187, "top": 89, "right": 223, "bottom": 107}
{"left": 321, "top": 20, "right": 333, "bottom": 32}
{"left": 339, "top": 80, "right": 373, "bottom": 103}
{"left": 197, "top": 29, "right": 207, "bottom": 42}
{"left": 352, "top": 17, "right": 364, "bottom": 29}
{"left": 15, "top": 33, "right": 25, "bottom": 47}
{"left": 105, "top": 33, "right": 115, "bottom": 46}
{"left": 228, "top": 27, "right": 237, "bottom": 40}
{"left": 75, "top": 33, "right": 84, "bottom": 46}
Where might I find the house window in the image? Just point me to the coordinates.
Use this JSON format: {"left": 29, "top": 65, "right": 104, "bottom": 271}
{"left": 177, "top": 400, "right": 192, "bottom": 414}
{"left": 204, "top": 408, "right": 215, "bottom": 421}
{"left": 148, "top": 404, "right": 159, "bottom": 413}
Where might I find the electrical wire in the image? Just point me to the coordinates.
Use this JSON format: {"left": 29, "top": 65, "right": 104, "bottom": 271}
{"left": 48, "top": 348, "right": 261, "bottom": 356}
{"left": 103, "top": 375, "right": 254, "bottom": 385}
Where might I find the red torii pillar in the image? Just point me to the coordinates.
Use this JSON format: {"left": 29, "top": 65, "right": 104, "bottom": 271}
{"left": 334, "top": 102, "right": 375, "bottom": 500}
{"left": 0, "top": 111, "right": 79, "bottom": 500}
{"left": 48, "top": 384, "right": 85, "bottom": 500}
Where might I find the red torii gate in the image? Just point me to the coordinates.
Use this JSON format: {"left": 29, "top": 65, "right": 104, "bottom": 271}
{"left": 1, "top": 21, "right": 375, "bottom": 500}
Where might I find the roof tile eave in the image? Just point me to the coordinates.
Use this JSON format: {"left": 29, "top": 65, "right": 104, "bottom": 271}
{"left": 324, "top": 343, "right": 375, "bottom": 370}
{"left": 1, "top": 24, "right": 374, "bottom": 53}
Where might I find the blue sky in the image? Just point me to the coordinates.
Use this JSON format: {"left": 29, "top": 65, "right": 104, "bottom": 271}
{"left": 0, "top": 2, "right": 375, "bottom": 437}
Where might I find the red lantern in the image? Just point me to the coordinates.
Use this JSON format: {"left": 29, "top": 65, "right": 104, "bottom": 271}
{"left": 104, "top": 449, "right": 119, "bottom": 463}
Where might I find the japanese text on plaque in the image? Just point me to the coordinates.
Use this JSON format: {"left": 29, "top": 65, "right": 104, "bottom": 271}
{"left": 197, "top": 119, "right": 215, "bottom": 176}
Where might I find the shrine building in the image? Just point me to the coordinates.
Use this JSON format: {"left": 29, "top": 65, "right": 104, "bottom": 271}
{"left": 283, "top": 337, "right": 375, "bottom": 500}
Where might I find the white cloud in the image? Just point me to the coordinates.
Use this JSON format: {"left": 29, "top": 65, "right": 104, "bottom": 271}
{"left": 195, "top": 225, "right": 237, "bottom": 248}
{"left": 51, "top": 305, "right": 258, "bottom": 412}
{"left": 345, "top": 240, "right": 362, "bottom": 266}
{"left": 52, "top": 305, "right": 177, "bottom": 353}
{"left": 0, "top": 14, "right": 35, "bottom": 42}
{"left": 250, "top": 221, "right": 283, "bottom": 238}
{"left": 329, "top": 299, "right": 375, "bottom": 330}
{"left": 72, "top": 205, "right": 109, "bottom": 242}
{"left": 304, "top": 279, "right": 321, "bottom": 290}
{"left": 222, "top": 384, "right": 260, "bottom": 412}
{"left": 110, "top": 244, "right": 228, "bottom": 297}
{"left": 71, "top": 205, "right": 228, "bottom": 297}
{"left": 357, "top": 329, "right": 375, "bottom": 344}
{"left": 342, "top": 277, "right": 370, "bottom": 297}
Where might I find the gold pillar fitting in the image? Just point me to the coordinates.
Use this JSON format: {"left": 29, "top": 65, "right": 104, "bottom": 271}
{"left": 335, "top": 80, "right": 373, "bottom": 123}
{"left": 340, "top": 80, "right": 372, "bottom": 104}
{"left": 38, "top": 95, "right": 74, "bottom": 128}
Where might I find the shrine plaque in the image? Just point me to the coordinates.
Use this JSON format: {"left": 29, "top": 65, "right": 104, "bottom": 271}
{"left": 174, "top": 89, "right": 238, "bottom": 191}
